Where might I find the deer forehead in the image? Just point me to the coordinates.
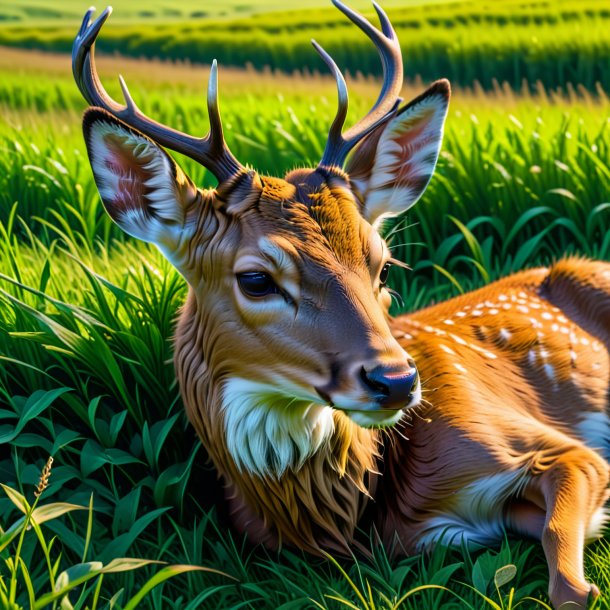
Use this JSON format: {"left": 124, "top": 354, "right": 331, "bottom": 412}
{"left": 227, "top": 173, "right": 386, "bottom": 277}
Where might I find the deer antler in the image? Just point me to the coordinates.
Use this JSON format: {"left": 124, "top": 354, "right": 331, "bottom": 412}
{"left": 314, "top": 0, "right": 404, "bottom": 169}
{"left": 72, "top": 7, "right": 245, "bottom": 183}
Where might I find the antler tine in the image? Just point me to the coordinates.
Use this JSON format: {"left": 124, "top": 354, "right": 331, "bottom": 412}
{"left": 311, "top": 40, "right": 349, "bottom": 148}
{"left": 318, "top": 0, "right": 404, "bottom": 169}
{"left": 72, "top": 7, "right": 244, "bottom": 183}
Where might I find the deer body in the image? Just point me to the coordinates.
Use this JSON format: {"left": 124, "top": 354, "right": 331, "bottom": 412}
{"left": 74, "top": 3, "right": 609, "bottom": 607}
{"left": 176, "top": 255, "right": 610, "bottom": 607}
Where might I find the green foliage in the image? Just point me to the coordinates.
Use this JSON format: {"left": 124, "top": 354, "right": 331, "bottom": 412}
{"left": 0, "top": 479, "right": 227, "bottom": 609}
{"left": 1, "top": 0, "right": 610, "bottom": 91}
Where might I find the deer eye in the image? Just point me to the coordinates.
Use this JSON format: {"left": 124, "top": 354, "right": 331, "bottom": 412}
{"left": 379, "top": 262, "right": 391, "bottom": 287}
{"left": 237, "top": 272, "right": 280, "bottom": 298}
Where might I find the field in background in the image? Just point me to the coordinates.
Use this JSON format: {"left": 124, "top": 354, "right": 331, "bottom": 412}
{"left": 0, "top": 0, "right": 609, "bottom": 91}
{"left": 1, "top": 0, "right": 610, "bottom": 606}
{"left": 0, "top": 0, "right": 447, "bottom": 23}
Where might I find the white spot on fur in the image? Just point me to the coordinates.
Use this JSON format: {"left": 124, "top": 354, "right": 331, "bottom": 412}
{"left": 450, "top": 334, "right": 467, "bottom": 346}
{"left": 499, "top": 328, "right": 512, "bottom": 341}
{"left": 440, "top": 344, "right": 456, "bottom": 355}
{"left": 454, "top": 363, "right": 467, "bottom": 373}
{"left": 222, "top": 378, "right": 335, "bottom": 478}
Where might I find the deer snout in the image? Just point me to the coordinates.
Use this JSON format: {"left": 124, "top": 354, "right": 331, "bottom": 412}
{"left": 315, "top": 354, "right": 421, "bottom": 427}
{"left": 360, "top": 360, "right": 419, "bottom": 409}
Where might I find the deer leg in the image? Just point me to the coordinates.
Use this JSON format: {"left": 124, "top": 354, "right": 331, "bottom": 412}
{"left": 531, "top": 447, "right": 609, "bottom": 609}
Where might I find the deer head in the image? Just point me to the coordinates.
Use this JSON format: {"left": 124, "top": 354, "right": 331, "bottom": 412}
{"left": 74, "top": 1, "right": 449, "bottom": 480}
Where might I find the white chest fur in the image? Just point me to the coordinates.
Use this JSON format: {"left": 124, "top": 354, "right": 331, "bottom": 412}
{"left": 222, "top": 378, "right": 335, "bottom": 478}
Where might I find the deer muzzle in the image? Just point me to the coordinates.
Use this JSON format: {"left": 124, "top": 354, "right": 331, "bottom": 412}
{"left": 315, "top": 355, "right": 421, "bottom": 427}
{"left": 359, "top": 360, "right": 419, "bottom": 409}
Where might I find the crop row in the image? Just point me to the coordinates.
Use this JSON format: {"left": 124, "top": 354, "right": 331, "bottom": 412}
{"left": 1, "top": 0, "right": 609, "bottom": 92}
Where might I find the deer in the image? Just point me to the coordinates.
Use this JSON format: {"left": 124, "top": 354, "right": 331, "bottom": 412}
{"left": 72, "top": 2, "right": 609, "bottom": 608}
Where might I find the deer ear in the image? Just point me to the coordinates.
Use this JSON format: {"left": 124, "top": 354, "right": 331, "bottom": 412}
{"left": 83, "top": 108, "right": 200, "bottom": 262}
{"left": 346, "top": 79, "right": 450, "bottom": 226}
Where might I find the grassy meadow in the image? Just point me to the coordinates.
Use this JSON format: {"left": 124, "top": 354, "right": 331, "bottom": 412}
{"left": 1, "top": 0, "right": 610, "bottom": 608}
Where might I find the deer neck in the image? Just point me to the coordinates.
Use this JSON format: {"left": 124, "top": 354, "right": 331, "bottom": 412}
{"left": 174, "top": 293, "right": 380, "bottom": 554}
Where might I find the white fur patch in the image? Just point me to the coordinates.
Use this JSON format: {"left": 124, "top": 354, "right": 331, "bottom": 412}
{"left": 417, "top": 471, "right": 524, "bottom": 549}
{"left": 576, "top": 411, "right": 610, "bottom": 461}
{"left": 586, "top": 506, "right": 609, "bottom": 541}
{"left": 417, "top": 515, "right": 504, "bottom": 549}
{"left": 222, "top": 378, "right": 335, "bottom": 478}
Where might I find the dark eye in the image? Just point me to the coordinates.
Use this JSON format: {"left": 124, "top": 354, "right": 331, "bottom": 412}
{"left": 237, "top": 272, "right": 279, "bottom": 298}
{"left": 379, "top": 262, "right": 391, "bottom": 287}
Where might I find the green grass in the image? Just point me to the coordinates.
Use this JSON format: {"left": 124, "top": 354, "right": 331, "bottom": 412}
{"left": 0, "top": 0, "right": 609, "bottom": 92}
{"left": 0, "top": 46, "right": 609, "bottom": 608}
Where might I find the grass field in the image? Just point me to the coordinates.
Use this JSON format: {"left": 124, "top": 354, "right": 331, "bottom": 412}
{"left": 0, "top": 0, "right": 446, "bottom": 23}
{"left": 0, "top": 0, "right": 609, "bottom": 91}
{"left": 0, "top": 5, "right": 609, "bottom": 608}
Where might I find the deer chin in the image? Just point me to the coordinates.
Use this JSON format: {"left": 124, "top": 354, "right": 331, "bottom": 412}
{"left": 221, "top": 378, "right": 335, "bottom": 479}
{"left": 331, "top": 382, "right": 422, "bottom": 429}
{"left": 343, "top": 408, "right": 405, "bottom": 428}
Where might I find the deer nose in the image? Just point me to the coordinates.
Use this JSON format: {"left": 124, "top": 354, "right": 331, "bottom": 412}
{"left": 359, "top": 360, "right": 419, "bottom": 409}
